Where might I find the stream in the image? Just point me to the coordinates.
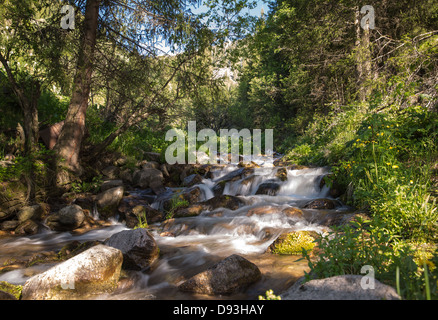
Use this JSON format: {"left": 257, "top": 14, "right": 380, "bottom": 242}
{"left": 0, "top": 158, "right": 352, "bottom": 300}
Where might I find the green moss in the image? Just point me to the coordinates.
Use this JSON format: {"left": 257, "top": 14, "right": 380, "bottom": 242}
{"left": 270, "top": 231, "right": 317, "bottom": 255}
{"left": 0, "top": 281, "right": 23, "bottom": 300}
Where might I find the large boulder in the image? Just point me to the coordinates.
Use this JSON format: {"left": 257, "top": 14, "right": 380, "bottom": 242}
{"left": 281, "top": 275, "right": 400, "bottom": 300}
{"left": 46, "top": 204, "right": 85, "bottom": 231}
{"left": 178, "top": 254, "right": 262, "bottom": 295}
{"left": 21, "top": 245, "right": 123, "bottom": 300}
{"left": 104, "top": 228, "right": 159, "bottom": 271}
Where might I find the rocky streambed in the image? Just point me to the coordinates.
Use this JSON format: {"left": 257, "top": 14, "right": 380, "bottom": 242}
{"left": 0, "top": 153, "right": 399, "bottom": 300}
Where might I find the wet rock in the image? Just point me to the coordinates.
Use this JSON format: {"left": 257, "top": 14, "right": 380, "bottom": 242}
{"left": 200, "top": 195, "right": 245, "bottom": 211}
{"left": 21, "top": 245, "right": 123, "bottom": 300}
{"left": 275, "top": 167, "right": 288, "bottom": 181}
{"left": 46, "top": 204, "right": 85, "bottom": 231}
{"left": 255, "top": 182, "right": 281, "bottom": 196}
{"left": 178, "top": 254, "right": 262, "bottom": 295}
{"left": 238, "top": 161, "right": 261, "bottom": 169}
{"left": 212, "top": 182, "right": 225, "bottom": 196}
{"left": 281, "top": 207, "right": 304, "bottom": 218}
{"left": 96, "top": 186, "right": 124, "bottom": 219}
{"left": 182, "top": 174, "right": 204, "bottom": 187}
{"left": 104, "top": 228, "right": 159, "bottom": 271}
{"left": 122, "top": 205, "right": 163, "bottom": 228}
{"left": 100, "top": 180, "right": 124, "bottom": 192}
{"left": 15, "top": 220, "right": 39, "bottom": 235}
{"left": 214, "top": 168, "right": 246, "bottom": 184}
{"left": 102, "top": 166, "right": 120, "bottom": 180}
{"left": 281, "top": 275, "right": 400, "bottom": 300}
{"left": 245, "top": 206, "right": 280, "bottom": 217}
{"left": 132, "top": 168, "right": 164, "bottom": 192}
{"left": 174, "top": 204, "right": 205, "bottom": 218}
{"left": 303, "top": 198, "right": 339, "bottom": 210}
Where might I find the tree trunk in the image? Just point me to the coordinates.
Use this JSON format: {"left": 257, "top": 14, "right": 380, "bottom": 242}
{"left": 54, "top": 0, "right": 101, "bottom": 184}
{"left": 355, "top": 7, "right": 372, "bottom": 102}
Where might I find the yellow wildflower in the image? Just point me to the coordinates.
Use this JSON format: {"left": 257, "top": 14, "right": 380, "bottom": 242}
{"left": 392, "top": 165, "right": 399, "bottom": 169}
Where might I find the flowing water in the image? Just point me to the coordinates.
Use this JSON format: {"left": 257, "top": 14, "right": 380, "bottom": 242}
{"left": 0, "top": 158, "right": 352, "bottom": 300}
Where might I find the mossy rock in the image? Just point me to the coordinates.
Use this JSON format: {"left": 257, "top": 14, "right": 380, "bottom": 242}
{"left": 0, "top": 281, "right": 23, "bottom": 300}
{"left": 268, "top": 231, "right": 318, "bottom": 255}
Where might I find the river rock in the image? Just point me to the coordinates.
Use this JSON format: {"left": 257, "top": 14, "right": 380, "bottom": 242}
{"left": 182, "top": 174, "right": 204, "bottom": 187}
{"left": 275, "top": 167, "right": 288, "bottom": 181}
{"left": 17, "top": 204, "right": 44, "bottom": 223}
{"left": 214, "top": 168, "right": 247, "bottom": 184}
{"left": 21, "top": 245, "right": 123, "bottom": 300}
{"left": 46, "top": 204, "right": 85, "bottom": 231}
{"left": 104, "top": 228, "right": 159, "bottom": 271}
{"left": 280, "top": 275, "right": 400, "bottom": 300}
{"left": 303, "top": 198, "right": 340, "bottom": 210}
{"left": 96, "top": 186, "right": 124, "bottom": 219}
{"left": 132, "top": 168, "right": 164, "bottom": 192}
{"left": 174, "top": 204, "right": 205, "bottom": 218}
{"left": 200, "top": 195, "right": 245, "bottom": 211}
{"left": 245, "top": 206, "right": 280, "bottom": 216}
{"left": 14, "top": 220, "right": 39, "bottom": 235}
{"left": 281, "top": 206, "right": 304, "bottom": 218}
{"left": 255, "top": 182, "right": 281, "bottom": 195}
{"left": 1, "top": 220, "right": 19, "bottom": 231}
{"left": 178, "top": 254, "right": 262, "bottom": 295}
